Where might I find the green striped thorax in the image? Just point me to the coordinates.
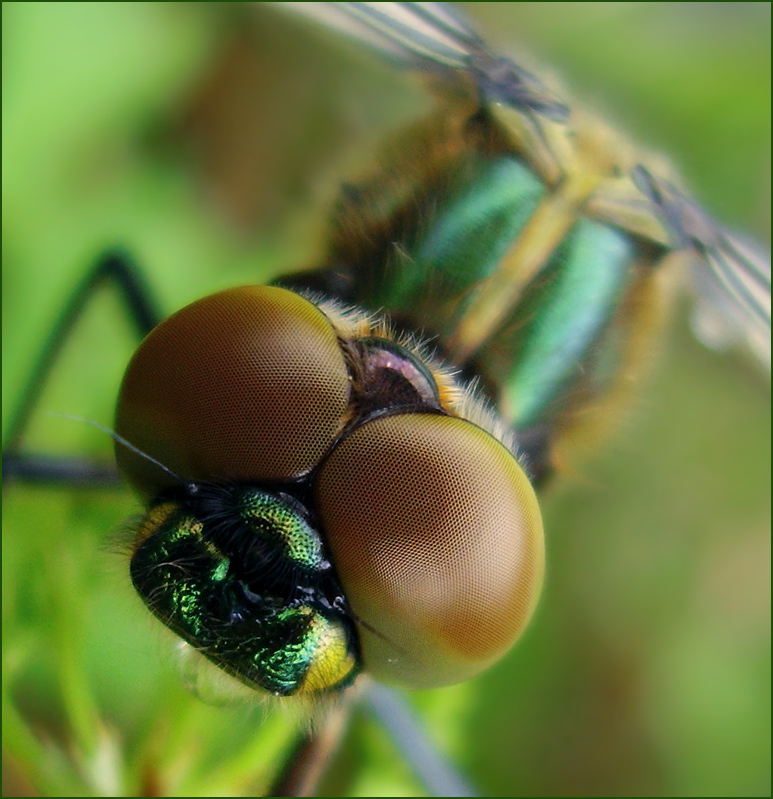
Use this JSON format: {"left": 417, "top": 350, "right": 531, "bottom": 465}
{"left": 287, "top": 101, "right": 671, "bottom": 481}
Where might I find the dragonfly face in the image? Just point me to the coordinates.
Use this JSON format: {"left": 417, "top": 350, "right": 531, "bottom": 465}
{"left": 3, "top": 3, "right": 769, "bottom": 796}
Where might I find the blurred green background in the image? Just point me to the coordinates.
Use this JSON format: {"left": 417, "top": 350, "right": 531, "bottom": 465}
{"left": 3, "top": 3, "right": 769, "bottom": 796}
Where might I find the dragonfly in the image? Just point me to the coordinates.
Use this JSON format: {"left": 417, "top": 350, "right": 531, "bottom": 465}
{"left": 3, "top": 3, "right": 770, "bottom": 797}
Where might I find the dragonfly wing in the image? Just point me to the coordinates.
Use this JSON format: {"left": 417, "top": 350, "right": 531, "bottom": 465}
{"left": 633, "top": 166, "right": 771, "bottom": 372}
{"left": 273, "top": 2, "right": 569, "bottom": 120}
{"left": 690, "top": 228, "right": 771, "bottom": 371}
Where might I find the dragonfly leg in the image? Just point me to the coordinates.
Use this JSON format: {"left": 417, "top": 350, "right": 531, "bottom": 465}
{"left": 3, "top": 249, "right": 162, "bottom": 487}
{"left": 364, "top": 680, "right": 477, "bottom": 797}
{"left": 268, "top": 679, "right": 477, "bottom": 797}
{"left": 268, "top": 689, "right": 359, "bottom": 797}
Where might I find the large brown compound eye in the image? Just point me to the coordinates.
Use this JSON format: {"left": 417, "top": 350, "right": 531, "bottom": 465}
{"left": 315, "top": 413, "right": 544, "bottom": 689}
{"left": 115, "top": 286, "right": 350, "bottom": 499}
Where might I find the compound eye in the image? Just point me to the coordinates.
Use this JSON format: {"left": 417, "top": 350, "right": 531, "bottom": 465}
{"left": 115, "top": 286, "right": 349, "bottom": 499}
{"left": 315, "top": 413, "right": 544, "bottom": 689}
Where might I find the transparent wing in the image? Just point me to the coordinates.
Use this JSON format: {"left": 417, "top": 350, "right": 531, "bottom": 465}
{"left": 634, "top": 166, "right": 771, "bottom": 372}
{"left": 273, "top": 1, "right": 569, "bottom": 120}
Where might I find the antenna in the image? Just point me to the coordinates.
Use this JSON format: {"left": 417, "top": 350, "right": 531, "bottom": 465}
{"left": 49, "top": 412, "right": 184, "bottom": 484}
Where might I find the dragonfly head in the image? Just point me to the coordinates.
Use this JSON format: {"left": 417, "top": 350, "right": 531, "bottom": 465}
{"left": 115, "top": 285, "right": 544, "bottom": 695}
